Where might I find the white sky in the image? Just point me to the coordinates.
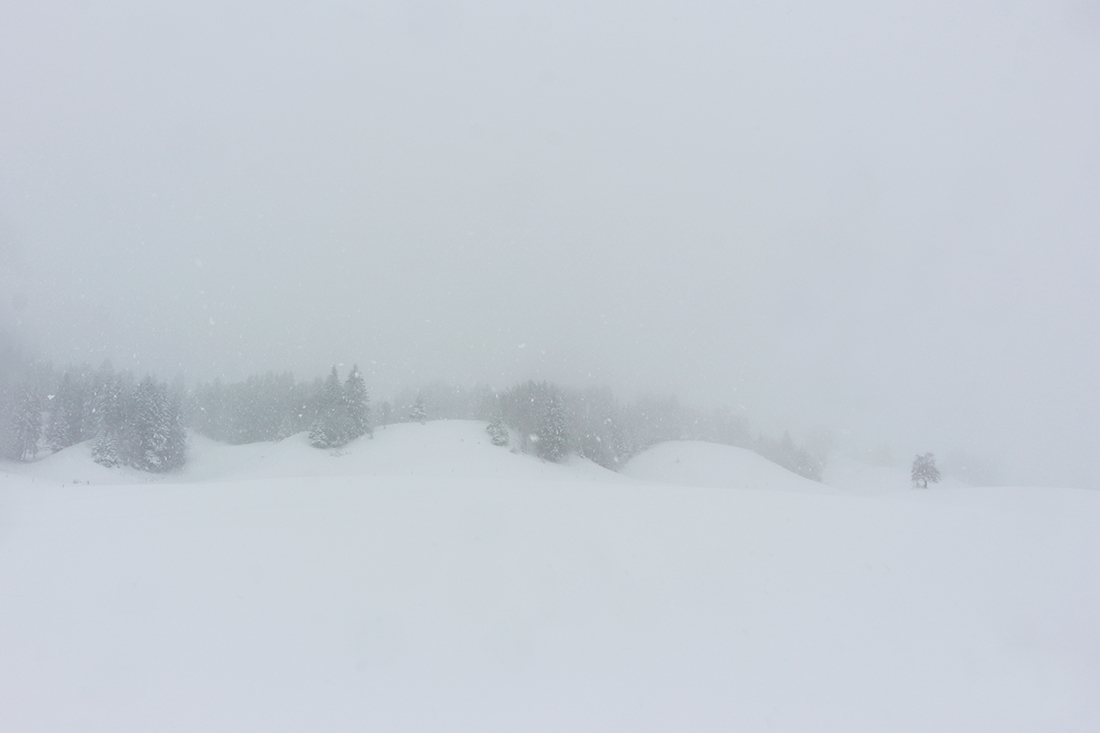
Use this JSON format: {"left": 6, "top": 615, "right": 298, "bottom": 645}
{"left": 2, "top": 0, "right": 1098, "bottom": 487}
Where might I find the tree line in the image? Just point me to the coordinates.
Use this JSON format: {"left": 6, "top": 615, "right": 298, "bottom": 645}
{"left": 0, "top": 362, "right": 186, "bottom": 472}
{"left": 1, "top": 359, "right": 825, "bottom": 480}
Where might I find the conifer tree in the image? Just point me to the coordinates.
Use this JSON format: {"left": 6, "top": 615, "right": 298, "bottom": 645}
{"left": 129, "top": 376, "right": 170, "bottom": 471}
{"left": 309, "top": 366, "right": 346, "bottom": 448}
{"left": 409, "top": 394, "right": 427, "bottom": 425}
{"left": 46, "top": 372, "right": 87, "bottom": 452}
{"left": 161, "top": 392, "right": 187, "bottom": 471}
{"left": 537, "top": 392, "right": 569, "bottom": 462}
{"left": 11, "top": 381, "right": 41, "bottom": 461}
{"left": 344, "top": 365, "right": 371, "bottom": 441}
{"left": 92, "top": 429, "right": 121, "bottom": 467}
{"left": 91, "top": 366, "right": 127, "bottom": 467}
{"left": 486, "top": 412, "right": 509, "bottom": 446}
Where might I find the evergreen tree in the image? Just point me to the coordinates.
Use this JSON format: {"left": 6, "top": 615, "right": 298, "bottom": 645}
{"left": 309, "top": 366, "right": 347, "bottom": 448}
{"left": 120, "top": 375, "right": 186, "bottom": 472}
{"left": 500, "top": 381, "right": 569, "bottom": 461}
{"left": 90, "top": 366, "right": 127, "bottom": 466}
{"left": 409, "top": 394, "right": 427, "bottom": 424}
{"left": 92, "top": 429, "right": 121, "bottom": 467}
{"left": 161, "top": 392, "right": 187, "bottom": 471}
{"left": 129, "top": 376, "right": 170, "bottom": 471}
{"left": 537, "top": 392, "right": 569, "bottom": 462}
{"left": 90, "top": 365, "right": 124, "bottom": 466}
{"left": 343, "top": 365, "right": 371, "bottom": 441}
{"left": 486, "top": 412, "right": 509, "bottom": 446}
{"left": 911, "top": 452, "right": 941, "bottom": 488}
{"left": 46, "top": 372, "right": 87, "bottom": 452}
{"left": 11, "top": 381, "right": 41, "bottom": 461}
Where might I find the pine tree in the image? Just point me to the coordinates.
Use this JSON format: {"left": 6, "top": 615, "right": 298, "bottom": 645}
{"left": 92, "top": 429, "right": 121, "bottom": 467}
{"left": 159, "top": 392, "right": 187, "bottom": 471}
{"left": 911, "top": 452, "right": 941, "bottom": 488}
{"left": 537, "top": 392, "right": 569, "bottom": 462}
{"left": 343, "top": 365, "right": 371, "bottom": 441}
{"left": 90, "top": 366, "right": 127, "bottom": 466}
{"left": 486, "top": 413, "right": 509, "bottom": 446}
{"left": 129, "top": 376, "right": 170, "bottom": 471}
{"left": 409, "top": 394, "right": 427, "bottom": 424}
{"left": 46, "top": 372, "right": 87, "bottom": 452}
{"left": 11, "top": 381, "right": 41, "bottom": 461}
{"left": 309, "top": 366, "right": 346, "bottom": 448}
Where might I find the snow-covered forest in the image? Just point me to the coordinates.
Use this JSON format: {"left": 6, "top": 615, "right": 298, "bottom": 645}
{"left": 0, "top": 357, "right": 823, "bottom": 480}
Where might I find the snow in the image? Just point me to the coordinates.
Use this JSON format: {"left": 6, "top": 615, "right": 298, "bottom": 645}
{"left": 822, "top": 454, "right": 972, "bottom": 495}
{"left": 622, "top": 439, "right": 835, "bottom": 493}
{"left": 2, "top": 422, "right": 1098, "bottom": 731}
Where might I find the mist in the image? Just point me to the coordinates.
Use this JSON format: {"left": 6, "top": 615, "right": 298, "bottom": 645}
{"left": 2, "top": 1, "right": 1098, "bottom": 488}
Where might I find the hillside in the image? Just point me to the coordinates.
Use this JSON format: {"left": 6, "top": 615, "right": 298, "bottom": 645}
{"left": 2, "top": 421, "right": 1098, "bottom": 731}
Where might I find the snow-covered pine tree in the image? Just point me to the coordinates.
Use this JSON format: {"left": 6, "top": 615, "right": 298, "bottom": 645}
{"left": 11, "top": 381, "right": 41, "bottom": 461}
{"left": 486, "top": 413, "right": 509, "bottom": 446}
{"left": 46, "top": 372, "right": 87, "bottom": 452}
{"left": 129, "top": 376, "right": 170, "bottom": 471}
{"left": 161, "top": 392, "right": 187, "bottom": 470}
{"left": 911, "top": 452, "right": 941, "bottom": 488}
{"left": 344, "top": 365, "right": 371, "bottom": 441}
{"left": 309, "top": 366, "right": 346, "bottom": 448}
{"left": 92, "top": 429, "right": 121, "bottom": 467}
{"left": 537, "top": 391, "right": 569, "bottom": 462}
{"left": 90, "top": 366, "right": 128, "bottom": 467}
{"left": 409, "top": 394, "right": 427, "bottom": 425}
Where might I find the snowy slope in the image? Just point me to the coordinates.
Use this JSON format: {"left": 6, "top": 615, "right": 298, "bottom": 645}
{"left": 622, "top": 439, "right": 836, "bottom": 493}
{"left": 2, "top": 422, "right": 1098, "bottom": 731}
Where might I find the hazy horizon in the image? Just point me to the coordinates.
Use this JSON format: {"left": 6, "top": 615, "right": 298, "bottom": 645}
{"left": 3, "top": 1, "right": 1098, "bottom": 488}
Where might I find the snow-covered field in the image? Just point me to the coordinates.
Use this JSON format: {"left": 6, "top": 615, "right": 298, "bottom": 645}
{"left": 2, "top": 421, "right": 1097, "bottom": 731}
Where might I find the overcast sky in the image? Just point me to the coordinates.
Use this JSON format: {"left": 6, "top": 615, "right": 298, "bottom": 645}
{"left": 2, "top": 1, "right": 1098, "bottom": 488}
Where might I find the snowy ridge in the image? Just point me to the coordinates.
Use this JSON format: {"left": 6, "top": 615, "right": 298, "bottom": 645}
{"left": 622, "top": 439, "right": 837, "bottom": 494}
{"left": 2, "top": 421, "right": 1098, "bottom": 731}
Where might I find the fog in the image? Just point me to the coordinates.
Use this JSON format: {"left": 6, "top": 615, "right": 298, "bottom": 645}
{"left": 2, "top": 1, "right": 1098, "bottom": 488}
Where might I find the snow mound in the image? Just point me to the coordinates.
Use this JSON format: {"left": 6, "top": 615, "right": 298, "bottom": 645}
{"left": 622, "top": 440, "right": 836, "bottom": 494}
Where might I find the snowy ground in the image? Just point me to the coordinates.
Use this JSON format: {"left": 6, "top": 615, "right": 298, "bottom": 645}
{"left": 2, "top": 421, "right": 1098, "bottom": 731}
